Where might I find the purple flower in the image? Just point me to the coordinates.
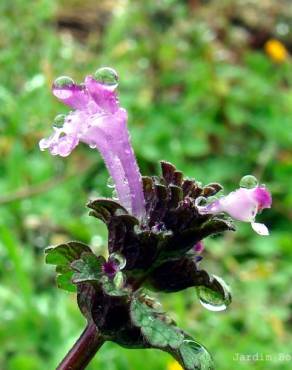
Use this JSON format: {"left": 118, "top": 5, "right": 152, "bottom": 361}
{"left": 102, "top": 260, "right": 119, "bottom": 278}
{"left": 194, "top": 241, "right": 204, "bottom": 254}
{"left": 39, "top": 69, "right": 145, "bottom": 218}
{"left": 199, "top": 186, "right": 272, "bottom": 236}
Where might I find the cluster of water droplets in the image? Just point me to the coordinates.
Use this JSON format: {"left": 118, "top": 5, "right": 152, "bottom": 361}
{"left": 52, "top": 66, "right": 119, "bottom": 102}
{"left": 196, "top": 275, "right": 232, "bottom": 312}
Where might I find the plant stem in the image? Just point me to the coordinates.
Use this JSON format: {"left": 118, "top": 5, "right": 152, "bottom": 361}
{"left": 57, "top": 322, "right": 104, "bottom": 370}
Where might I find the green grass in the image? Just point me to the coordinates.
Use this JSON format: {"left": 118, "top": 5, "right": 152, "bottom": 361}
{"left": 0, "top": 1, "right": 291, "bottom": 369}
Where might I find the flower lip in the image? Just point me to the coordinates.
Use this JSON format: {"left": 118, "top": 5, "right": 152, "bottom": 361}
{"left": 197, "top": 185, "right": 272, "bottom": 236}
{"left": 252, "top": 186, "right": 272, "bottom": 211}
{"left": 84, "top": 75, "right": 119, "bottom": 114}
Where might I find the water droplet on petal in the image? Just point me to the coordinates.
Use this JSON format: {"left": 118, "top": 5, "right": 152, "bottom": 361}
{"left": 206, "top": 195, "right": 217, "bottom": 204}
{"left": 54, "top": 76, "right": 74, "bottom": 88}
{"left": 53, "top": 76, "right": 75, "bottom": 99}
{"left": 109, "top": 252, "right": 126, "bottom": 270}
{"left": 89, "top": 141, "right": 96, "bottom": 149}
{"left": 107, "top": 176, "right": 115, "bottom": 188}
{"left": 239, "top": 175, "right": 258, "bottom": 189}
{"left": 112, "top": 188, "right": 119, "bottom": 201}
{"left": 197, "top": 275, "right": 231, "bottom": 312}
{"left": 195, "top": 196, "right": 207, "bottom": 207}
{"left": 53, "top": 114, "right": 66, "bottom": 128}
{"left": 94, "top": 67, "right": 119, "bottom": 89}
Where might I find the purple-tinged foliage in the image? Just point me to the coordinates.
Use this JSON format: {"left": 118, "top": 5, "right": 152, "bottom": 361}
{"left": 42, "top": 69, "right": 272, "bottom": 370}
{"left": 87, "top": 161, "right": 234, "bottom": 293}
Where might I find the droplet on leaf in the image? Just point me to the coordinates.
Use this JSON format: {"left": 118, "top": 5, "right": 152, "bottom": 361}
{"left": 195, "top": 196, "right": 207, "bottom": 207}
{"left": 113, "top": 271, "right": 124, "bottom": 288}
{"left": 197, "top": 275, "right": 231, "bottom": 312}
{"left": 109, "top": 252, "right": 126, "bottom": 270}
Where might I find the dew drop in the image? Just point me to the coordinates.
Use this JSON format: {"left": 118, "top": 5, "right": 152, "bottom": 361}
{"left": 107, "top": 176, "right": 115, "bottom": 189}
{"left": 239, "top": 175, "right": 258, "bottom": 189}
{"left": 113, "top": 271, "right": 124, "bottom": 289}
{"left": 206, "top": 195, "right": 217, "bottom": 204}
{"left": 112, "top": 189, "right": 118, "bottom": 201}
{"left": 53, "top": 76, "right": 74, "bottom": 88}
{"left": 53, "top": 114, "right": 66, "bottom": 129}
{"left": 94, "top": 67, "right": 119, "bottom": 89}
{"left": 197, "top": 275, "right": 231, "bottom": 312}
{"left": 89, "top": 141, "right": 96, "bottom": 149}
{"left": 195, "top": 196, "right": 207, "bottom": 207}
{"left": 53, "top": 76, "right": 75, "bottom": 99}
{"left": 109, "top": 252, "right": 126, "bottom": 270}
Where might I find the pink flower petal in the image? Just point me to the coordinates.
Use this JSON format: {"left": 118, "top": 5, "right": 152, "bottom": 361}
{"left": 85, "top": 76, "right": 119, "bottom": 114}
{"left": 210, "top": 188, "right": 257, "bottom": 222}
{"left": 251, "top": 222, "right": 269, "bottom": 236}
{"left": 252, "top": 187, "right": 272, "bottom": 210}
{"left": 52, "top": 84, "right": 89, "bottom": 110}
{"left": 40, "top": 70, "right": 146, "bottom": 217}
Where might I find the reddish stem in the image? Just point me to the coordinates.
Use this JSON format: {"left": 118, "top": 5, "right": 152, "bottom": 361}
{"left": 57, "top": 322, "right": 104, "bottom": 370}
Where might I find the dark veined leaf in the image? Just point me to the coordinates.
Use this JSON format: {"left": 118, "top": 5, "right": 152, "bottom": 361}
{"left": 45, "top": 241, "right": 92, "bottom": 266}
{"left": 71, "top": 253, "right": 105, "bottom": 284}
{"left": 131, "top": 293, "right": 183, "bottom": 349}
{"left": 130, "top": 293, "right": 214, "bottom": 369}
{"left": 45, "top": 241, "right": 93, "bottom": 291}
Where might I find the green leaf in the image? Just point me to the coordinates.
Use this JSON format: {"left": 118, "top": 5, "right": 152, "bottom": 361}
{"left": 101, "top": 273, "right": 129, "bottom": 296}
{"left": 131, "top": 294, "right": 184, "bottom": 349}
{"left": 45, "top": 241, "right": 92, "bottom": 266}
{"left": 71, "top": 253, "right": 105, "bottom": 283}
{"left": 45, "top": 241, "right": 93, "bottom": 291}
{"left": 56, "top": 271, "right": 76, "bottom": 293}
{"left": 130, "top": 293, "right": 214, "bottom": 369}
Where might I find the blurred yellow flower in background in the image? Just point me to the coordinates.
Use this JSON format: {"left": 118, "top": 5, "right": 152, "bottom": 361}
{"left": 167, "top": 361, "right": 183, "bottom": 370}
{"left": 264, "top": 39, "right": 289, "bottom": 63}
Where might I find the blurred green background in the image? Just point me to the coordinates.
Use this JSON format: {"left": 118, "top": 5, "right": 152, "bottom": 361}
{"left": 0, "top": 0, "right": 291, "bottom": 369}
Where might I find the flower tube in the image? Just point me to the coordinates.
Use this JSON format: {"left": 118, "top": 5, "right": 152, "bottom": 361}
{"left": 39, "top": 68, "right": 145, "bottom": 218}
